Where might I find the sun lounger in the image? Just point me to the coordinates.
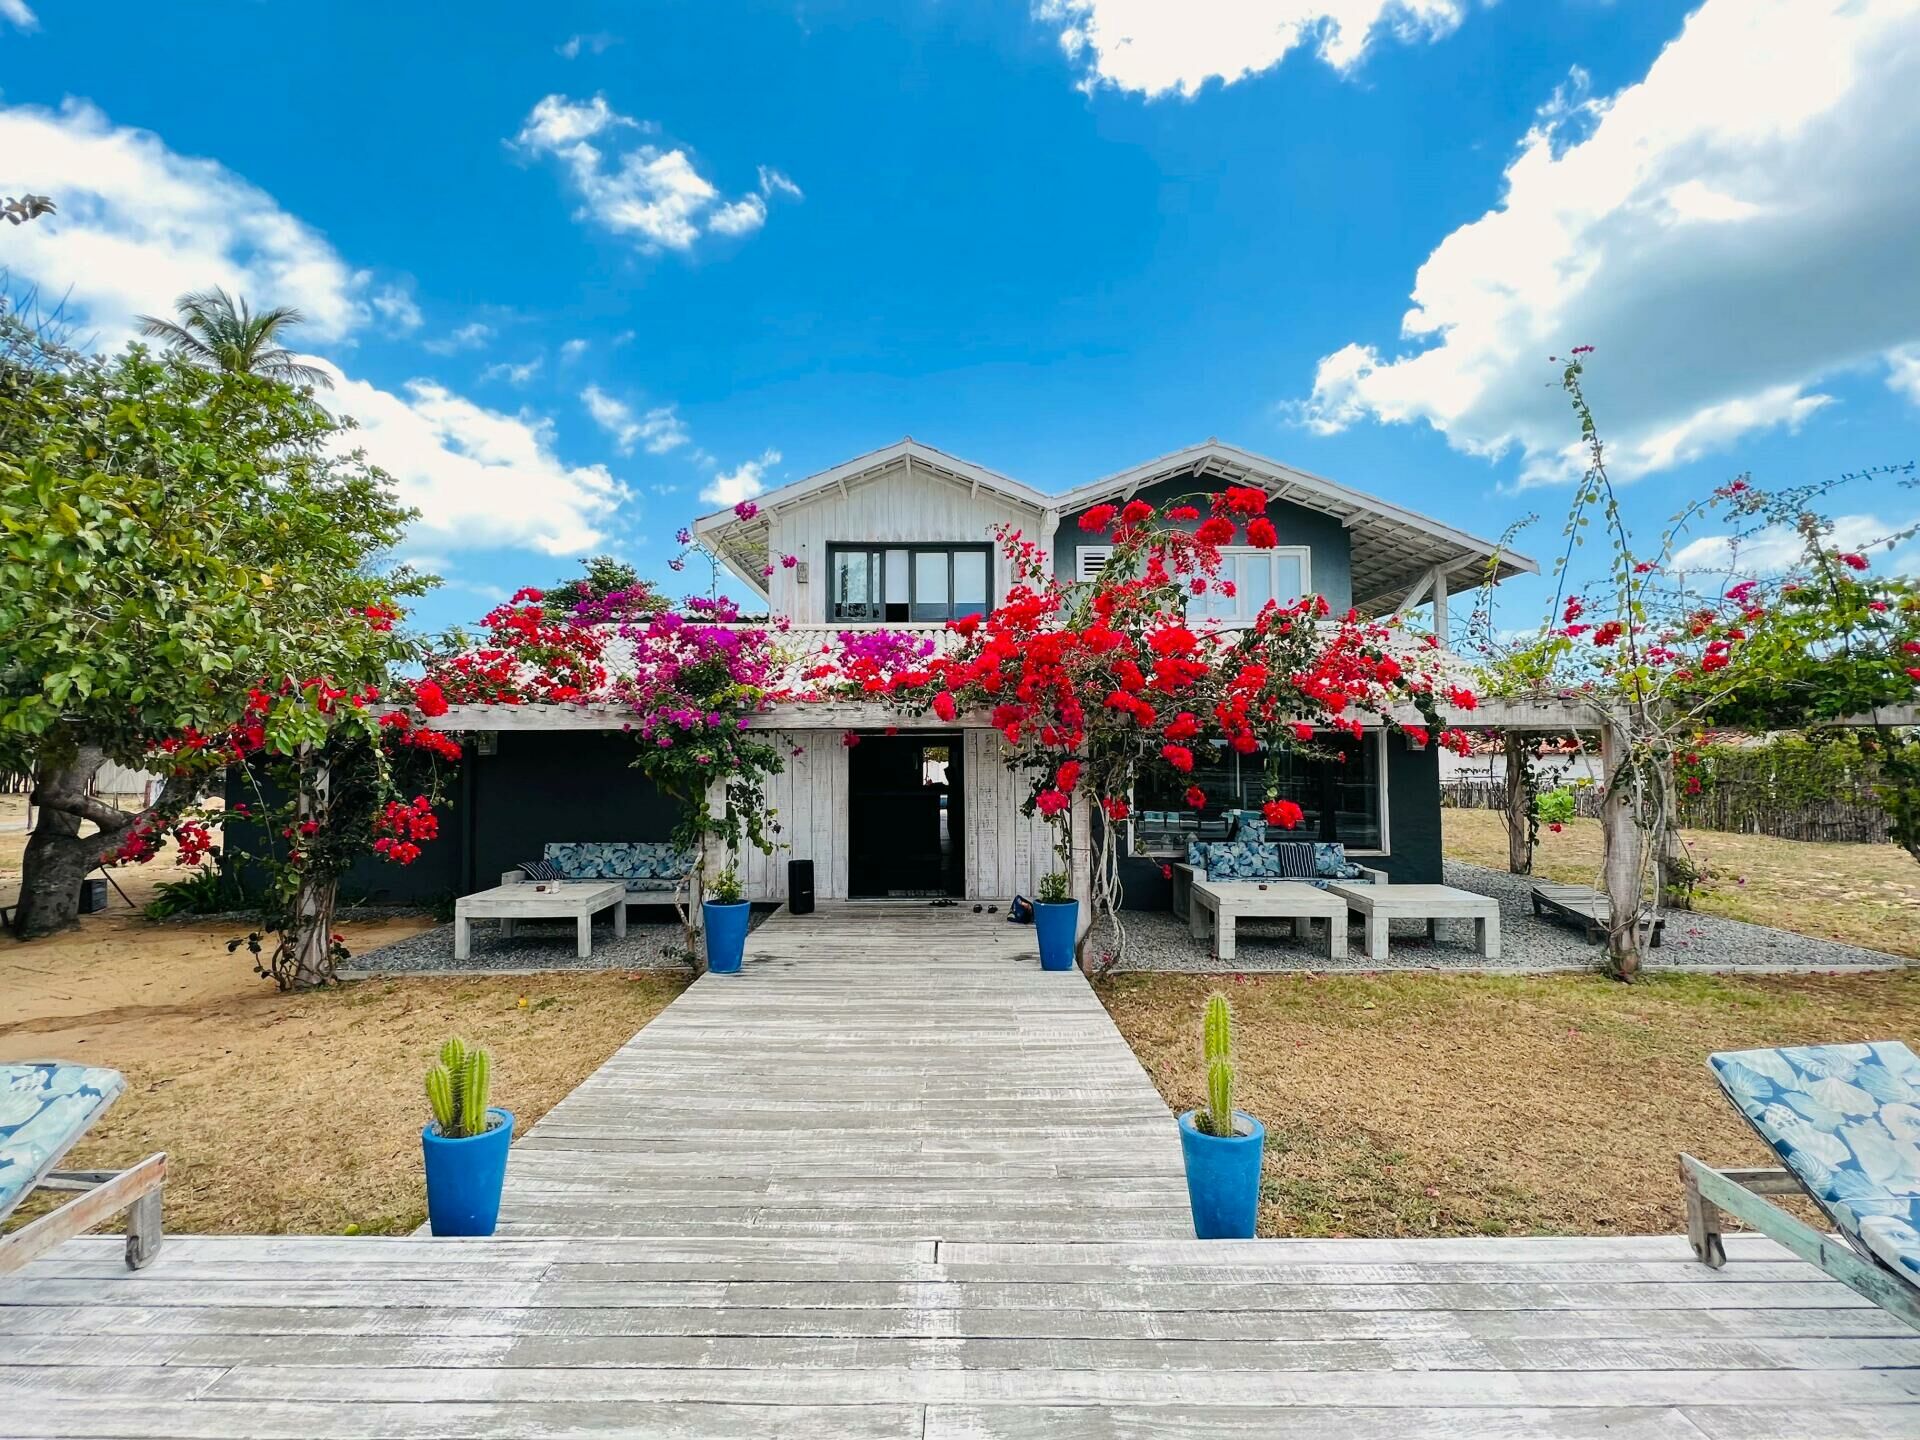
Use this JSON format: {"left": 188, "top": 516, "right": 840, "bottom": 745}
{"left": 0, "top": 1062, "right": 165, "bottom": 1273}
{"left": 1530, "top": 882, "right": 1665, "bottom": 947}
{"left": 1681, "top": 1041, "right": 1920, "bottom": 1330}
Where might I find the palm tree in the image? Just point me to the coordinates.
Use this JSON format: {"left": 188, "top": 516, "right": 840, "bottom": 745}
{"left": 137, "top": 287, "right": 332, "bottom": 388}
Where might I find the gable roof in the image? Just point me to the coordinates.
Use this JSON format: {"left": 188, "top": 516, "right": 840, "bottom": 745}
{"left": 1053, "top": 440, "right": 1537, "bottom": 612}
{"left": 691, "top": 438, "right": 1054, "bottom": 597}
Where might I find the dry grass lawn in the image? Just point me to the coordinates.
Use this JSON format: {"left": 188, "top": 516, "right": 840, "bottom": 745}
{"left": 1445, "top": 807, "right": 1920, "bottom": 960}
{"left": 1, "top": 908, "right": 687, "bottom": 1235}
{"left": 1103, "top": 967, "right": 1920, "bottom": 1239}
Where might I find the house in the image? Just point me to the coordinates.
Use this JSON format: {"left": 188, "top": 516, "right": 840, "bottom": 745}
{"left": 342, "top": 438, "right": 1533, "bottom": 913}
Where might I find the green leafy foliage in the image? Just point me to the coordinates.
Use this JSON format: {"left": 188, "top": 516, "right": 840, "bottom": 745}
{"left": 1036, "top": 869, "right": 1071, "bottom": 903}
{"left": 1534, "top": 787, "right": 1577, "bottom": 827}
{"left": 706, "top": 865, "right": 744, "bottom": 904}
{"left": 143, "top": 860, "right": 250, "bottom": 919}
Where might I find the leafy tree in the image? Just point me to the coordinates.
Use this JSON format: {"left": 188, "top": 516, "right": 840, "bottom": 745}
{"left": 136, "top": 286, "right": 332, "bottom": 388}
{"left": 0, "top": 308, "right": 426, "bottom": 937}
{"left": 542, "top": 555, "right": 668, "bottom": 619}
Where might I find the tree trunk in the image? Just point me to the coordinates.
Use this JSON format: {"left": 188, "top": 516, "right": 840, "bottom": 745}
{"left": 271, "top": 872, "right": 340, "bottom": 989}
{"left": 12, "top": 751, "right": 110, "bottom": 938}
{"left": 1654, "top": 764, "right": 1693, "bottom": 911}
{"left": 1503, "top": 731, "right": 1533, "bottom": 876}
{"left": 1599, "top": 718, "right": 1645, "bottom": 979}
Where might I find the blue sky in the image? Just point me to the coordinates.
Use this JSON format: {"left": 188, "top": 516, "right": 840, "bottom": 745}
{"left": 3, "top": 0, "right": 1916, "bottom": 636}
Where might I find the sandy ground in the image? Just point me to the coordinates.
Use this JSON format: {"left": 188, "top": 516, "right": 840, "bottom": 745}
{"left": 1, "top": 878, "right": 686, "bottom": 1235}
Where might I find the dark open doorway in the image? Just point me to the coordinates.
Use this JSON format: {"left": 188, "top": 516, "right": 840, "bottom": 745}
{"left": 847, "top": 733, "right": 964, "bottom": 898}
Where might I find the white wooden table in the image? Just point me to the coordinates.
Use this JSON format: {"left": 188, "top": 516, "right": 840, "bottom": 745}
{"left": 1189, "top": 879, "right": 1349, "bottom": 962}
{"left": 1324, "top": 881, "right": 1500, "bottom": 962}
{"left": 453, "top": 880, "right": 627, "bottom": 960}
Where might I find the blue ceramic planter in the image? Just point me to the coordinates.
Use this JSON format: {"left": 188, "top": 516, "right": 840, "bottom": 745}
{"left": 703, "top": 899, "right": 751, "bottom": 974}
{"left": 422, "top": 1107, "right": 514, "bottom": 1237}
{"left": 1178, "top": 1109, "right": 1266, "bottom": 1239}
{"left": 1034, "top": 899, "right": 1079, "bottom": 971}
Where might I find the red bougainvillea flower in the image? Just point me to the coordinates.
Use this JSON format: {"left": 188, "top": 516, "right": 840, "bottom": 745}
{"left": 932, "top": 690, "right": 958, "bottom": 721}
{"left": 1184, "top": 786, "right": 1207, "bottom": 809}
{"left": 1195, "top": 517, "right": 1235, "bottom": 546}
{"left": 1102, "top": 796, "right": 1130, "bottom": 821}
{"left": 842, "top": 730, "right": 861, "bottom": 747}
{"left": 1246, "top": 517, "right": 1279, "bottom": 549}
{"left": 1548, "top": 822, "right": 1564, "bottom": 833}
{"left": 1036, "top": 788, "right": 1071, "bottom": 818}
{"left": 733, "top": 499, "right": 760, "bottom": 520}
{"left": 413, "top": 680, "right": 449, "bottom": 718}
{"left": 1056, "top": 759, "right": 1082, "bottom": 790}
{"left": 1403, "top": 725, "right": 1430, "bottom": 748}
{"left": 1262, "top": 799, "right": 1304, "bottom": 830}
{"left": 1119, "top": 499, "right": 1154, "bottom": 525}
{"left": 1290, "top": 721, "right": 1314, "bottom": 743}
{"left": 1444, "top": 686, "right": 1477, "bottom": 711}
{"left": 1839, "top": 552, "right": 1870, "bottom": 570}
{"left": 511, "top": 586, "right": 544, "bottom": 603}
{"left": 1592, "top": 620, "right": 1625, "bottom": 646}
{"left": 1160, "top": 743, "right": 1194, "bottom": 773}
{"left": 1166, "top": 505, "right": 1200, "bottom": 522}
{"left": 1219, "top": 486, "right": 1267, "bottom": 517}
{"left": 1164, "top": 711, "right": 1200, "bottom": 740}
{"left": 1079, "top": 504, "right": 1119, "bottom": 532}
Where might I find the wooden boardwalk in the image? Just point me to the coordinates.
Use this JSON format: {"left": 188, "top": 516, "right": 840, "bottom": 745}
{"left": 499, "top": 902, "right": 1193, "bottom": 1240}
{"left": 5, "top": 901, "right": 1919, "bottom": 1435}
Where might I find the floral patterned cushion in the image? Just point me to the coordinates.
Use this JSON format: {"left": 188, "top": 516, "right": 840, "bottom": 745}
{"left": 1709, "top": 1042, "right": 1920, "bottom": 1283}
{"left": 1313, "top": 842, "right": 1371, "bottom": 881}
{"left": 1197, "top": 841, "right": 1282, "bottom": 881}
{"left": 542, "top": 842, "right": 694, "bottom": 892}
{"left": 1223, "top": 809, "right": 1266, "bottom": 842}
{"left": 0, "top": 1063, "right": 126, "bottom": 1223}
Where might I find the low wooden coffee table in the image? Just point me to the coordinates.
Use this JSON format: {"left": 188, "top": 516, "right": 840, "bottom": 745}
{"left": 453, "top": 881, "right": 628, "bottom": 961}
{"left": 1324, "top": 881, "right": 1500, "bottom": 962}
{"left": 1189, "top": 879, "right": 1349, "bottom": 962}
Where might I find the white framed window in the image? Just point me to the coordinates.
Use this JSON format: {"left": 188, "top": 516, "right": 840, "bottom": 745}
{"left": 1193, "top": 546, "right": 1310, "bottom": 626}
{"left": 1126, "top": 728, "right": 1388, "bottom": 857}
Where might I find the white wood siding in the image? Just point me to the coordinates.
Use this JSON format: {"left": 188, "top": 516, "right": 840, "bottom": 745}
{"left": 731, "top": 725, "right": 1087, "bottom": 903}
{"left": 962, "top": 729, "right": 1091, "bottom": 901}
{"left": 763, "top": 457, "right": 1043, "bottom": 623}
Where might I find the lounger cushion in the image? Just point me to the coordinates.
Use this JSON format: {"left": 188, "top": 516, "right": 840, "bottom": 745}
{"left": 1313, "top": 842, "right": 1371, "bottom": 881}
{"left": 542, "top": 842, "right": 694, "bottom": 893}
{"left": 1192, "top": 841, "right": 1282, "bottom": 881}
{"left": 0, "top": 1063, "right": 126, "bottom": 1224}
{"left": 1709, "top": 1042, "right": 1920, "bottom": 1283}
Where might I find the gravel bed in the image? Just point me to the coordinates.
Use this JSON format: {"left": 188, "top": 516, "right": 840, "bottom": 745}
{"left": 1104, "top": 861, "right": 1914, "bottom": 976}
{"left": 340, "top": 906, "right": 773, "bottom": 977}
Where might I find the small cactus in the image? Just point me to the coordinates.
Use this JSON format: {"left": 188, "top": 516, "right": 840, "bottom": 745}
{"left": 424, "top": 1037, "right": 496, "bottom": 1138}
{"left": 1201, "top": 992, "right": 1236, "bottom": 1137}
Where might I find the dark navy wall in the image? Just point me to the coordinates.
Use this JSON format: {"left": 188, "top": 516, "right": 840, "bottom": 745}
{"left": 1054, "top": 474, "right": 1354, "bottom": 612}
{"left": 225, "top": 730, "right": 683, "bottom": 906}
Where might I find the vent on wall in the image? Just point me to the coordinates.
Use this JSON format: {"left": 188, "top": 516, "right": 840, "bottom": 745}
{"left": 1076, "top": 546, "right": 1114, "bottom": 583}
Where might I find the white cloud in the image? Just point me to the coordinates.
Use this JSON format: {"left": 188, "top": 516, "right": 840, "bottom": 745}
{"left": 559, "top": 337, "right": 590, "bottom": 362}
{"left": 0, "top": 98, "right": 628, "bottom": 559}
{"left": 0, "top": 98, "right": 365, "bottom": 342}
{"left": 1296, "top": 0, "right": 1920, "bottom": 487}
{"left": 581, "top": 384, "right": 689, "bottom": 455}
{"left": 314, "top": 359, "right": 626, "bottom": 557}
{"left": 1889, "top": 345, "right": 1920, "bottom": 407}
{"left": 422, "top": 320, "right": 493, "bottom": 355}
{"left": 707, "top": 195, "right": 767, "bottom": 237}
{"left": 514, "top": 93, "right": 797, "bottom": 252}
{"left": 557, "top": 32, "right": 618, "bottom": 60}
{"left": 1036, "top": 0, "right": 1468, "bottom": 98}
{"left": 369, "top": 283, "right": 422, "bottom": 334}
{"left": 0, "top": 0, "right": 37, "bottom": 31}
{"left": 702, "top": 448, "right": 780, "bottom": 506}
{"left": 1671, "top": 514, "right": 1905, "bottom": 576}
{"left": 480, "top": 356, "right": 542, "bottom": 386}
{"left": 757, "top": 165, "right": 803, "bottom": 200}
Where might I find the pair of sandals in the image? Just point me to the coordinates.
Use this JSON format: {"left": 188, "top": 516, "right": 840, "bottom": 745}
{"left": 926, "top": 899, "right": 999, "bottom": 914}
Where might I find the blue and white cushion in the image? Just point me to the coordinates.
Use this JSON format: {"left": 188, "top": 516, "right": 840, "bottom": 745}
{"left": 0, "top": 1063, "right": 126, "bottom": 1223}
{"left": 542, "top": 842, "right": 695, "bottom": 892}
{"left": 1201, "top": 841, "right": 1282, "bottom": 881}
{"left": 1709, "top": 1042, "right": 1920, "bottom": 1284}
{"left": 1313, "top": 842, "right": 1370, "bottom": 881}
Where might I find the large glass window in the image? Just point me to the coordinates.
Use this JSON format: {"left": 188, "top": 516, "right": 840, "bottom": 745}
{"left": 1193, "top": 547, "right": 1311, "bottom": 626}
{"left": 1130, "top": 731, "right": 1383, "bottom": 853}
{"left": 829, "top": 545, "right": 992, "bottom": 623}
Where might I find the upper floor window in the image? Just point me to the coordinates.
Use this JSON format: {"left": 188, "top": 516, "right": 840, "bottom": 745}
{"left": 828, "top": 544, "right": 991, "bottom": 623}
{"left": 1192, "top": 546, "right": 1310, "bottom": 626}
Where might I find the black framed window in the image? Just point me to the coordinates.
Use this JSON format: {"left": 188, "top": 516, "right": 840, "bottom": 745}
{"left": 828, "top": 544, "right": 991, "bottom": 623}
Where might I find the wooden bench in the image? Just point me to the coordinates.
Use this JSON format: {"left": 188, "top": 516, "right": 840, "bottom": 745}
{"left": 1188, "top": 879, "right": 1350, "bottom": 962}
{"left": 1531, "top": 882, "right": 1665, "bottom": 947}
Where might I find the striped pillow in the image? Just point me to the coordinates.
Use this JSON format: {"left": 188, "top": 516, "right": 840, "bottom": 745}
{"left": 1273, "top": 842, "right": 1317, "bottom": 880}
{"left": 516, "top": 858, "right": 562, "bottom": 881}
